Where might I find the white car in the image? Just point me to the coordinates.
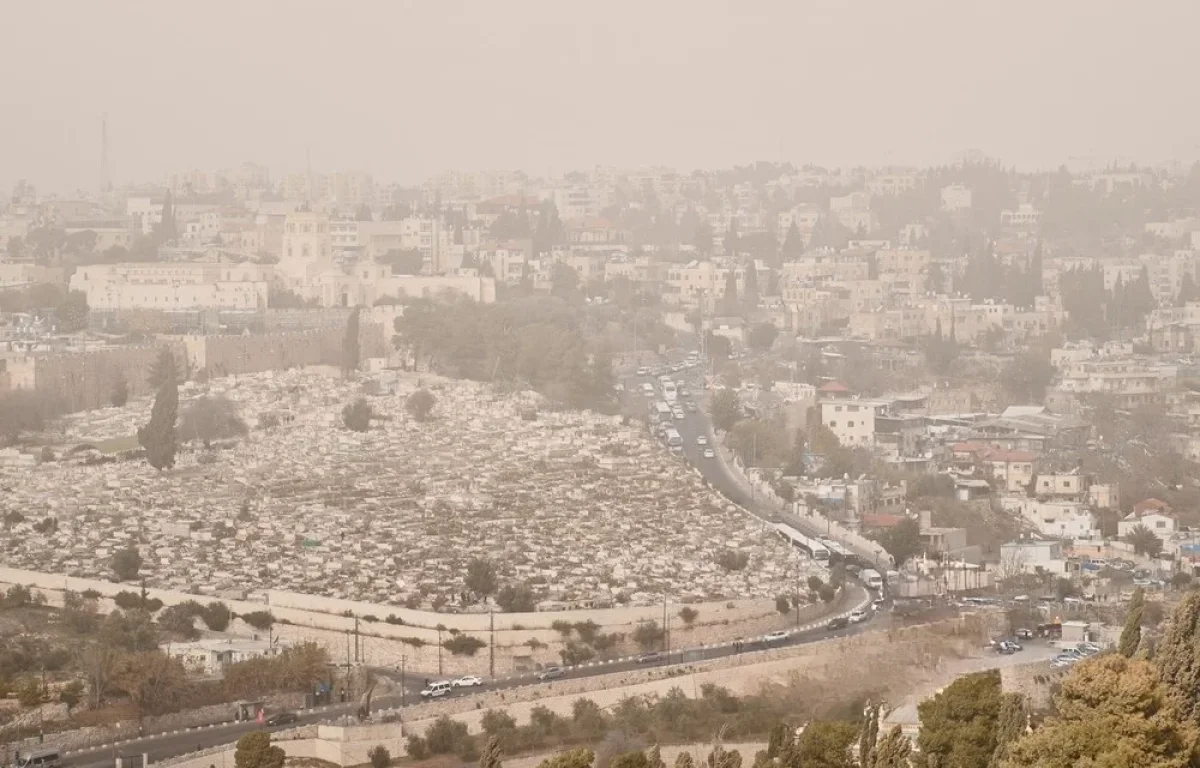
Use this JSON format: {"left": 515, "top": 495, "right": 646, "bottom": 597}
{"left": 672, "top": 410, "right": 685, "bottom": 420}
{"left": 636, "top": 367, "right": 649, "bottom": 376}
{"left": 420, "top": 681, "right": 453, "bottom": 698}
{"left": 763, "top": 630, "right": 789, "bottom": 643}
{"left": 696, "top": 435, "right": 708, "bottom": 446}
{"left": 452, "top": 675, "right": 484, "bottom": 688}
{"left": 703, "top": 448, "right": 715, "bottom": 459}
{"left": 849, "top": 609, "right": 868, "bottom": 624}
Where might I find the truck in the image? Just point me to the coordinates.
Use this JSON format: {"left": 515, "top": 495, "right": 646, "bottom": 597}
{"left": 662, "top": 380, "right": 678, "bottom": 402}
{"left": 861, "top": 568, "right": 884, "bottom": 590}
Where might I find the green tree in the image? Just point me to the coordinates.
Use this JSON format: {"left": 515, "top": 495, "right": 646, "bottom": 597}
{"left": 406, "top": 388, "right": 437, "bottom": 421}
{"left": 611, "top": 752, "right": 651, "bottom": 768}
{"left": 146, "top": 347, "right": 179, "bottom": 390}
{"left": 235, "top": 731, "right": 285, "bottom": 768}
{"left": 872, "top": 726, "right": 912, "bottom": 768}
{"left": 998, "top": 351, "right": 1055, "bottom": 405}
{"left": 1119, "top": 588, "right": 1145, "bottom": 658}
{"left": 794, "top": 720, "right": 855, "bottom": 767}
{"left": 743, "top": 262, "right": 759, "bottom": 310}
{"left": 537, "top": 748, "right": 595, "bottom": 768}
{"left": 989, "top": 693, "right": 1026, "bottom": 768}
{"left": 879, "top": 518, "right": 922, "bottom": 568}
{"left": 721, "top": 268, "right": 739, "bottom": 316}
{"left": 138, "top": 356, "right": 178, "bottom": 470}
{"left": 1003, "top": 655, "right": 1196, "bottom": 768}
{"left": 59, "top": 679, "right": 84, "bottom": 711}
{"left": 675, "top": 755, "right": 695, "bottom": 768}
{"left": 179, "top": 395, "right": 247, "bottom": 448}
{"left": 478, "top": 737, "right": 502, "bottom": 768}
{"left": 342, "top": 397, "right": 373, "bottom": 432}
{"left": 112, "top": 374, "right": 129, "bottom": 407}
{"left": 678, "top": 607, "right": 699, "bottom": 626}
{"left": 57, "top": 290, "right": 89, "bottom": 333}
{"left": 783, "top": 429, "right": 807, "bottom": 476}
{"left": 465, "top": 558, "right": 498, "bottom": 601}
{"left": 368, "top": 745, "right": 391, "bottom": 768}
{"left": 916, "top": 670, "right": 1002, "bottom": 768}
{"left": 15, "top": 676, "right": 44, "bottom": 708}
{"left": 711, "top": 388, "right": 741, "bottom": 432}
{"left": 859, "top": 703, "right": 880, "bottom": 767}
{"left": 495, "top": 582, "right": 537, "bottom": 612}
{"left": 747, "top": 322, "right": 779, "bottom": 352}
{"left": 705, "top": 744, "right": 742, "bottom": 768}
{"left": 343, "top": 307, "right": 361, "bottom": 376}
{"left": 1154, "top": 591, "right": 1200, "bottom": 723}
{"left": 112, "top": 547, "right": 142, "bottom": 581}
{"left": 202, "top": 601, "right": 232, "bottom": 632}
{"left": 647, "top": 746, "right": 665, "bottom": 768}
{"left": 1125, "top": 524, "right": 1163, "bottom": 557}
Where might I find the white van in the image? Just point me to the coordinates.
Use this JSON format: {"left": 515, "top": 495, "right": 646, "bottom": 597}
{"left": 420, "top": 681, "right": 453, "bottom": 698}
{"left": 17, "top": 750, "right": 61, "bottom": 768}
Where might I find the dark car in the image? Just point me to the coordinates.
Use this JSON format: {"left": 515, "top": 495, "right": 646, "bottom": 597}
{"left": 265, "top": 711, "right": 298, "bottom": 726}
{"left": 635, "top": 652, "right": 663, "bottom": 664}
{"left": 538, "top": 666, "right": 565, "bottom": 681}
{"left": 826, "top": 617, "right": 849, "bottom": 631}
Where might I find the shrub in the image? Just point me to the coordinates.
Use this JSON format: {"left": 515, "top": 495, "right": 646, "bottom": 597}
{"left": 443, "top": 635, "right": 487, "bottom": 656}
{"left": 342, "top": 398, "right": 373, "bottom": 432}
{"left": 775, "top": 594, "right": 792, "bottom": 614}
{"left": 551, "top": 620, "right": 574, "bottom": 637}
{"left": 678, "top": 607, "right": 699, "bottom": 626}
{"left": 405, "top": 736, "right": 429, "bottom": 761}
{"left": 368, "top": 745, "right": 391, "bottom": 768}
{"left": 241, "top": 610, "right": 275, "bottom": 630}
{"left": 384, "top": 614, "right": 405, "bottom": 625}
{"left": 202, "top": 602, "right": 232, "bottom": 632}
{"left": 716, "top": 550, "right": 750, "bottom": 571}
{"left": 632, "top": 621, "right": 665, "bottom": 651}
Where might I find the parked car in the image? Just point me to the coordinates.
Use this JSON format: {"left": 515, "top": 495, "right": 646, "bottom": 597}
{"left": 452, "top": 675, "right": 484, "bottom": 688}
{"left": 1015, "top": 628, "right": 1034, "bottom": 639}
{"left": 265, "top": 711, "right": 298, "bottom": 726}
{"left": 538, "top": 667, "right": 565, "bottom": 681}
{"left": 703, "top": 448, "right": 715, "bottom": 459}
{"left": 696, "top": 435, "right": 708, "bottom": 446}
{"left": 635, "top": 652, "right": 663, "bottom": 664}
{"left": 848, "top": 610, "right": 868, "bottom": 624}
{"left": 826, "top": 617, "right": 849, "bottom": 631}
{"left": 872, "top": 599, "right": 885, "bottom": 611}
{"left": 636, "top": 367, "right": 649, "bottom": 376}
{"left": 763, "top": 630, "right": 789, "bottom": 643}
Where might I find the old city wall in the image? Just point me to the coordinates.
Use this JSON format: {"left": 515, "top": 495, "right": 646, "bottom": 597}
{"left": 13, "top": 321, "right": 388, "bottom": 413}
{"left": 0, "top": 566, "right": 846, "bottom": 678}
{"left": 21, "top": 343, "right": 187, "bottom": 413}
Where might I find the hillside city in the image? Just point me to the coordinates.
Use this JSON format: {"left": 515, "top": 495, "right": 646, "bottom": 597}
{"left": 6, "top": 4, "right": 1200, "bottom": 767}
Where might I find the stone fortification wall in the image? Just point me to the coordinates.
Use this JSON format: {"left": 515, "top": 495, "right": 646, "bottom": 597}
{"left": 999, "top": 658, "right": 1063, "bottom": 712}
{"left": 0, "top": 566, "right": 842, "bottom": 678}
{"left": 179, "top": 322, "right": 385, "bottom": 378}
{"left": 17, "top": 343, "right": 187, "bottom": 412}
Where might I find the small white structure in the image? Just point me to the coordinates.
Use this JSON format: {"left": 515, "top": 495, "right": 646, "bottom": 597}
{"left": 168, "top": 638, "right": 279, "bottom": 675}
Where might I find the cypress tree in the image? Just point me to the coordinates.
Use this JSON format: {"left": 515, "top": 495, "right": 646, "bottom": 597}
{"left": 478, "top": 736, "right": 503, "bottom": 768}
{"left": 138, "top": 365, "right": 178, "bottom": 471}
{"left": 343, "top": 306, "right": 361, "bottom": 377}
{"left": 1155, "top": 591, "right": 1200, "bottom": 723}
{"left": 988, "top": 693, "right": 1027, "bottom": 767}
{"left": 1118, "top": 587, "right": 1145, "bottom": 658}
{"left": 859, "top": 703, "right": 880, "bottom": 767}
{"left": 870, "top": 726, "right": 911, "bottom": 768}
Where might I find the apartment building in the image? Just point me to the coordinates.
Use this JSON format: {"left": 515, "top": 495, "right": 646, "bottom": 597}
{"left": 820, "top": 398, "right": 891, "bottom": 448}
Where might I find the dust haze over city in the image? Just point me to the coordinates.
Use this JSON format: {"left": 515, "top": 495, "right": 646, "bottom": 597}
{"left": 5, "top": 2, "right": 1200, "bottom": 767}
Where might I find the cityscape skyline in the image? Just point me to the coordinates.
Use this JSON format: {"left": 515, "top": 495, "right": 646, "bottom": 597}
{"left": 4, "top": 0, "right": 1200, "bottom": 194}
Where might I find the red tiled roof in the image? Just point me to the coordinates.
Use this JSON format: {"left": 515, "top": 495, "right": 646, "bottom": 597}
{"left": 1134, "top": 498, "right": 1172, "bottom": 515}
{"left": 861, "top": 513, "right": 906, "bottom": 529}
{"left": 818, "top": 381, "right": 850, "bottom": 393}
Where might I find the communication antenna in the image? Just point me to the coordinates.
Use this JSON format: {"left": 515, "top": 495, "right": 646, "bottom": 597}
{"left": 100, "top": 113, "right": 112, "bottom": 196}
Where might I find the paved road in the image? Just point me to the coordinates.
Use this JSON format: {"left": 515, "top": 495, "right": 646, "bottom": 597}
{"left": 62, "top": 589, "right": 879, "bottom": 768}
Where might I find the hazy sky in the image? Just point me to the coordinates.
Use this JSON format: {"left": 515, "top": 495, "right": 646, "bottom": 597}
{"left": 5, "top": 0, "right": 1199, "bottom": 194}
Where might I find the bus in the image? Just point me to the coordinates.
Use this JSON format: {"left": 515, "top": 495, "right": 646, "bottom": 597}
{"left": 654, "top": 401, "right": 672, "bottom": 421}
{"left": 662, "top": 380, "right": 678, "bottom": 402}
{"left": 665, "top": 428, "right": 683, "bottom": 448}
{"left": 773, "top": 523, "right": 830, "bottom": 561}
{"left": 16, "top": 750, "right": 61, "bottom": 768}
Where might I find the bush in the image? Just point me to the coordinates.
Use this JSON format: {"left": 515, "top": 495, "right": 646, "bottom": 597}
{"left": 424, "top": 715, "right": 474, "bottom": 756}
{"left": 552, "top": 620, "right": 574, "bottom": 637}
{"left": 405, "top": 389, "right": 437, "bottom": 421}
{"left": 342, "top": 398, "right": 373, "bottom": 432}
{"left": 560, "top": 642, "right": 596, "bottom": 666}
{"left": 202, "top": 602, "right": 232, "bottom": 632}
{"left": 114, "top": 591, "right": 142, "bottom": 610}
{"left": 678, "top": 607, "right": 699, "bottom": 626}
{"left": 241, "top": 610, "right": 275, "bottom": 630}
{"left": 775, "top": 594, "right": 792, "bottom": 614}
{"left": 818, "top": 585, "right": 837, "bottom": 603}
{"left": 368, "top": 745, "right": 391, "bottom": 768}
{"left": 716, "top": 550, "right": 750, "bottom": 572}
{"left": 443, "top": 635, "right": 487, "bottom": 657}
{"left": 405, "top": 736, "right": 428, "bottom": 761}
{"left": 632, "top": 621, "right": 665, "bottom": 651}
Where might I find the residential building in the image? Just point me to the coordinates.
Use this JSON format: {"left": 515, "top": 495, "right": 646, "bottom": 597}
{"left": 940, "top": 184, "right": 972, "bottom": 211}
{"left": 168, "top": 638, "right": 280, "bottom": 676}
{"left": 1117, "top": 499, "right": 1177, "bottom": 542}
{"left": 820, "top": 398, "right": 891, "bottom": 448}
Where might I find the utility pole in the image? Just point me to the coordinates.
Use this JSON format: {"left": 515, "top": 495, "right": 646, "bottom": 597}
{"left": 354, "top": 617, "right": 360, "bottom": 663}
{"left": 489, "top": 608, "right": 495, "bottom": 679}
{"left": 400, "top": 655, "right": 406, "bottom": 708}
{"left": 437, "top": 627, "right": 444, "bottom": 677}
{"left": 662, "top": 594, "right": 669, "bottom": 657}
